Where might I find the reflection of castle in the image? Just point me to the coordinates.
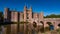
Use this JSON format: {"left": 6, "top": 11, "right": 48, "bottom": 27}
{"left": 4, "top": 6, "right": 60, "bottom": 29}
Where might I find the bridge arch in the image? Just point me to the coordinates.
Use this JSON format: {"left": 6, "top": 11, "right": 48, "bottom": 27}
{"left": 46, "top": 22, "right": 52, "bottom": 26}
{"left": 33, "top": 21, "right": 37, "bottom": 28}
{"left": 58, "top": 23, "right": 60, "bottom": 28}
{"left": 40, "top": 21, "right": 44, "bottom": 24}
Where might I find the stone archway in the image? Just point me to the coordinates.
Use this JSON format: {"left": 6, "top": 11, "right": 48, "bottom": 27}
{"left": 33, "top": 21, "right": 37, "bottom": 28}
{"left": 40, "top": 21, "right": 43, "bottom": 23}
{"left": 46, "top": 22, "right": 52, "bottom": 26}
{"left": 46, "top": 22, "right": 54, "bottom": 30}
{"left": 39, "top": 21, "right": 44, "bottom": 33}
{"left": 40, "top": 21, "right": 44, "bottom": 26}
{"left": 58, "top": 24, "right": 60, "bottom": 28}
{"left": 39, "top": 21, "right": 44, "bottom": 29}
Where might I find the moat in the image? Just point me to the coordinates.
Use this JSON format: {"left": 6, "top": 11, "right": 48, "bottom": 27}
{"left": 0, "top": 22, "right": 60, "bottom": 34}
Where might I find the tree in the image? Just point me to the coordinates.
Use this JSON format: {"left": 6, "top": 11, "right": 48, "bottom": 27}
{"left": 44, "top": 14, "right": 60, "bottom": 18}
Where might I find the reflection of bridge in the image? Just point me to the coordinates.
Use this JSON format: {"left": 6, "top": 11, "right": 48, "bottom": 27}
{"left": 44, "top": 18, "right": 60, "bottom": 29}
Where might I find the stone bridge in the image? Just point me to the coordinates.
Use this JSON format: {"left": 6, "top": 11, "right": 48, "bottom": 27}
{"left": 44, "top": 18, "right": 60, "bottom": 29}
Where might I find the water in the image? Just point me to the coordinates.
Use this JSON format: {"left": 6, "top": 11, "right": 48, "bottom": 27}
{"left": 0, "top": 26, "right": 4, "bottom": 34}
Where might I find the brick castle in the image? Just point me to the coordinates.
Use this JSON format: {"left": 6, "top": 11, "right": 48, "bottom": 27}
{"left": 4, "top": 6, "right": 60, "bottom": 29}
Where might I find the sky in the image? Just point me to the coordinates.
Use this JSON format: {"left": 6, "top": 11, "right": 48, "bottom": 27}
{"left": 0, "top": 0, "right": 60, "bottom": 16}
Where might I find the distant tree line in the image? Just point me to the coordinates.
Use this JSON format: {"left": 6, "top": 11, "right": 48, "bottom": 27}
{"left": 44, "top": 14, "right": 60, "bottom": 18}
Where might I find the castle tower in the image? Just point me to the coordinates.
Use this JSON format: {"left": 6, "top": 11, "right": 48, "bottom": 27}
{"left": 24, "top": 6, "right": 27, "bottom": 22}
{"left": 24, "top": 6, "right": 33, "bottom": 22}
{"left": 39, "top": 11, "right": 44, "bottom": 21}
{"left": 29, "top": 6, "right": 32, "bottom": 19}
{"left": 28, "top": 6, "right": 32, "bottom": 22}
{"left": 4, "top": 8, "right": 10, "bottom": 22}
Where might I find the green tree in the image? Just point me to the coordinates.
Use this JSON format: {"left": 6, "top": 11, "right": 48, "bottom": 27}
{"left": 44, "top": 14, "right": 60, "bottom": 18}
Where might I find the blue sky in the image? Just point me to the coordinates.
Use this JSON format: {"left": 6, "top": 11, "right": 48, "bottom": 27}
{"left": 0, "top": 0, "right": 60, "bottom": 16}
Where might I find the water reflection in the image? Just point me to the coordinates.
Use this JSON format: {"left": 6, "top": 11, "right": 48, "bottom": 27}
{"left": 0, "top": 26, "right": 5, "bottom": 34}
{"left": 0, "top": 24, "right": 43, "bottom": 34}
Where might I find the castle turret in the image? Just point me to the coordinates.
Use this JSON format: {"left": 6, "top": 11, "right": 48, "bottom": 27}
{"left": 30, "top": 6, "right": 32, "bottom": 11}
{"left": 39, "top": 11, "right": 44, "bottom": 21}
{"left": 4, "top": 8, "right": 10, "bottom": 22}
{"left": 24, "top": 6, "right": 27, "bottom": 11}
{"left": 4, "top": 8, "right": 9, "bottom": 18}
{"left": 29, "top": 6, "right": 32, "bottom": 20}
{"left": 24, "top": 6, "right": 27, "bottom": 22}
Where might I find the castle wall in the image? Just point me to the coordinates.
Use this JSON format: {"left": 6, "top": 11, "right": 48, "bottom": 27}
{"left": 19, "top": 12, "right": 24, "bottom": 22}
{"left": 33, "top": 13, "right": 38, "bottom": 19}
{"left": 39, "top": 12, "right": 44, "bottom": 21}
{"left": 11, "top": 11, "right": 18, "bottom": 22}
